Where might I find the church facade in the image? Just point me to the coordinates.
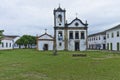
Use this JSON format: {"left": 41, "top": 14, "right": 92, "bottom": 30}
{"left": 53, "top": 6, "right": 88, "bottom": 51}
{"left": 37, "top": 32, "right": 54, "bottom": 51}
{"left": 37, "top": 6, "right": 88, "bottom": 51}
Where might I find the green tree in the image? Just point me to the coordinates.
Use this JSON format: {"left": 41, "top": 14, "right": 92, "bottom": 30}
{"left": 0, "top": 30, "right": 4, "bottom": 44}
{"left": 16, "top": 39, "right": 23, "bottom": 48}
{"left": 16, "top": 35, "right": 36, "bottom": 48}
{"left": 28, "top": 36, "right": 36, "bottom": 48}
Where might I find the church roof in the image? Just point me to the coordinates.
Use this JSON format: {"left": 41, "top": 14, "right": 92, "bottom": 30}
{"left": 54, "top": 6, "right": 66, "bottom": 14}
{"left": 66, "top": 17, "right": 88, "bottom": 27}
{"left": 56, "top": 6, "right": 63, "bottom": 11}
{"left": 38, "top": 33, "right": 54, "bottom": 39}
{"left": 38, "top": 33, "right": 54, "bottom": 41}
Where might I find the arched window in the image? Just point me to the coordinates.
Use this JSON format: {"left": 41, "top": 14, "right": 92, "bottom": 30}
{"left": 58, "top": 14, "right": 62, "bottom": 22}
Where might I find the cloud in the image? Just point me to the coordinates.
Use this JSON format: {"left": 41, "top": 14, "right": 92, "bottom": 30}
{"left": 0, "top": 0, "right": 120, "bottom": 36}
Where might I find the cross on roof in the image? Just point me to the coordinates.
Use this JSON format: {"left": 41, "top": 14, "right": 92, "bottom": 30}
{"left": 59, "top": 3, "right": 61, "bottom": 7}
{"left": 76, "top": 13, "right": 78, "bottom": 18}
{"left": 45, "top": 29, "right": 47, "bottom": 33}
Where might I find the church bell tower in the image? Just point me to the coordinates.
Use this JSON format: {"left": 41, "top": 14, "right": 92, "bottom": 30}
{"left": 53, "top": 6, "right": 66, "bottom": 51}
{"left": 53, "top": 6, "right": 66, "bottom": 27}
{"left": 53, "top": 6, "right": 88, "bottom": 51}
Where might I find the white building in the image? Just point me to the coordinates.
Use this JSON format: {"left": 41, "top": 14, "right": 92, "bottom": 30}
{"left": 37, "top": 6, "right": 88, "bottom": 51}
{"left": 88, "top": 31, "right": 106, "bottom": 50}
{"left": 88, "top": 24, "right": 120, "bottom": 51}
{"left": 37, "top": 32, "right": 54, "bottom": 51}
{"left": 0, "top": 35, "right": 20, "bottom": 50}
{"left": 53, "top": 6, "right": 88, "bottom": 51}
{"left": 106, "top": 25, "right": 120, "bottom": 51}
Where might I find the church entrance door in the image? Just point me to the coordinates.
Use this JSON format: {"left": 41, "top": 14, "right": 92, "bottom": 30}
{"left": 43, "top": 44, "right": 48, "bottom": 50}
{"left": 75, "top": 42, "right": 80, "bottom": 51}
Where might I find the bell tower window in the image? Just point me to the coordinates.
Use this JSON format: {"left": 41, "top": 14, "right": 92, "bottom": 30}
{"left": 58, "top": 31, "right": 63, "bottom": 40}
{"left": 58, "top": 14, "right": 62, "bottom": 22}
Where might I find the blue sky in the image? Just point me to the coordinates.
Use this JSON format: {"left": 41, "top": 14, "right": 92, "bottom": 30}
{"left": 0, "top": 0, "right": 120, "bottom": 36}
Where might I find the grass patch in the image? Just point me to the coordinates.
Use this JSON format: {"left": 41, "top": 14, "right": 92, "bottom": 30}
{"left": 0, "top": 49, "right": 120, "bottom": 80}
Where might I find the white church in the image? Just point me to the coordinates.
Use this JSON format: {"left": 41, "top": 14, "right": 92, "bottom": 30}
{"left": 37, "top": 6, "right": 88, "bottom": 51}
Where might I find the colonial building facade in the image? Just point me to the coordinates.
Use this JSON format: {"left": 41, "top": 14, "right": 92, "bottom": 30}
{"left": 37, "top": 32, "right": 54, "bottom": 51}
{"left": 88, "top": 31, "right": 106, "bottom": 50}
{"left": 37, "top": 6, "right": 88, "bottom": 51}
{"left": 53, "top": 6, "right": 88, "bottom": 51}
{"left": 88, "top": 24, "right": 120, "bottom": 51}
{"left": 106, "top": 25, "right": 120, "bottom": 51}
{"left": 0, "top": 35, "right": 20, "bottom": 50}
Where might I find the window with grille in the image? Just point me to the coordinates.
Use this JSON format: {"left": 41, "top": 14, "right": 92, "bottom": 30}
{"left": 58, "top": 31, "right": 63, "bottom": 41}
{"left": 81, "top": 32, "right": 85, "bottom": 39}
{"left": 75, "top": 31, "right": 79, "bottom": 39}
{"left": 69, "top": 31, "right": 73, "bottom": 39}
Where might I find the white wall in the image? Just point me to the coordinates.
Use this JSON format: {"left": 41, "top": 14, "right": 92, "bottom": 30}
{"left": 56, "top": 30, "right": 65, "bottom": 50}
{"left": 106, "top": 28, "right": 120, "bottom": 51}
{"left": 88, "top": 34, "right": 106, "bottom": 49}
{"left": 67, "top": 30, "right": 87, "bottom": 51}
{"left": 68, "top": 20, "right": 85, "bottom": 27}
{"left": 68, "top": 40, "right": 74, "bottom": 51}
{"left": 38, "top": 41, "right": 53, "bottom": 50}
{"left": 0, "top": 36, "right": 21, "bottom": 50}
{"left": 0, "top": 40, "right": 13, "bottom": 50}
